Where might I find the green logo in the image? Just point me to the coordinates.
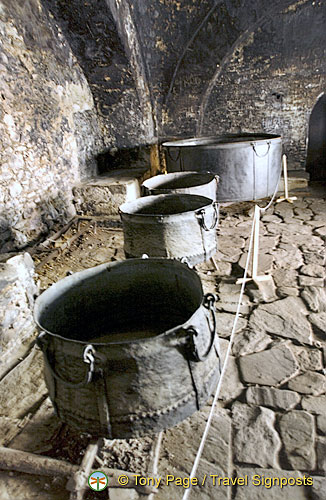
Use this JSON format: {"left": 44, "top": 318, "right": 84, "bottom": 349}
{"left": 88, "top": 471, "right": 108, "bottom": 491}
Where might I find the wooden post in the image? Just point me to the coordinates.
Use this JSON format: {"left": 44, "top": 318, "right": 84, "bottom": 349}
{"left": 276, "top": 154, "right": 297, "bottom": 204}
{"left": 150, "top": 144, "right": 161, "bottom": 176}
{"left": 237, "top": 205, "right": 272, "bottom": 285}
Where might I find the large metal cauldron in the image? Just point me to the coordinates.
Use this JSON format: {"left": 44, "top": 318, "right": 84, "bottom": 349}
{"left": 120, "top": 194, "right": 219, "bottom": 266}
{"left": 163, "top": 133, "right": 282, "bottom": 202}
{"left": 34, "top": 259, "right": 221, "bottom": 438}
{"left": 142, "top": 171, "right": 219, "bottom": 200}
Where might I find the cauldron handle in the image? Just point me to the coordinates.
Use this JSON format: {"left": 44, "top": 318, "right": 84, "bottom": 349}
{"left": 37, "top": 333, "right": 96, "bottom": 388}
{"left": 187, "top": 293, "right": 217, "bottom": 362}
{"left": 251, "top": 141, "right": 271, "bottom": 158}
{"left": 195, "top": 202, "right": 219, "bottom": 231}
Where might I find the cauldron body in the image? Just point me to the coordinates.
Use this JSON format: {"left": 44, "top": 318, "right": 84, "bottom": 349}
{"left": 34, "top": 259, "right": 221, "bottom": 438}
{"left": 163, "top": 133, "right": 282, "bottom": 202}
{"left": 120, "top": 194, "right": 219, "bottom": 267}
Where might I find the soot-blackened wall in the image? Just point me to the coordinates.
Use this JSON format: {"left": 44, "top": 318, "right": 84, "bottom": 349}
{"left": 1, "top": 0, "right": 325, "bottom": 252}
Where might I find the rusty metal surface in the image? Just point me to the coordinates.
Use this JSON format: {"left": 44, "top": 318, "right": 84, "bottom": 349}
{"left": 142, "top": 171, "right": 219, "bottom": 200}
{"left": 163, "top": 134, "right": 282, "bottom": 202}
{"left": 34, "top": 258, "right": 221, "bottom": 438}
{"left": 120, "top": 194, "right": 219, "bottom": 266}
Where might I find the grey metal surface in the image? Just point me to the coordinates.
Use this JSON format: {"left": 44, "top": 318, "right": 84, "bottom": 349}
{"left": 141, "top": 171, "right": 219, "bottom": 200}
{"left": 162, "top": 133, "right": 282, "bottom": 202}
{"left": 34, "top": 258, "right": 221, "bottom": 438}
{"left": 120, "top": 193, "right": 219, "bottom": 266}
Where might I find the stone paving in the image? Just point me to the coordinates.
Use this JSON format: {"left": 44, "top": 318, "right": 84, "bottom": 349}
{"left": 188, "top": 189, "right": 326, "bottom": 500}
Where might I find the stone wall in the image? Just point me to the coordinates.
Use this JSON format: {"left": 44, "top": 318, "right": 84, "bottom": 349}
{"left": 0, "top": 253, "right": 39, "bottom": 378}
{"left": 0, "top": 0, "right": 104, "bottom": 252}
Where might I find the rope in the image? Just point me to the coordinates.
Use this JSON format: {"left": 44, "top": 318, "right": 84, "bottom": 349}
{"left": 182, "top": 207, "right": 256, "bottom": 500}
{"left": 257, "top": 160, "right": 283, "bottom": 213}
{"left": 182, "top": 160, "right": 283, "bottom": 498}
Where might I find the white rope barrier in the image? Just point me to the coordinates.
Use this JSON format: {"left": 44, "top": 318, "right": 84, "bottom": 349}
{"left": 181, "top": 158, "right": 283, "bottom": 499}
{"left": 182, "top": 207, "right": 256, "bottom": 500}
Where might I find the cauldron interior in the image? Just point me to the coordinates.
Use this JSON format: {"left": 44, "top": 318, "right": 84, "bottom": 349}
{"left": 143, "top": 172, "right": 215, "bottom": 190}
{"left": 121, "top": 193, "right": 212, "bottom": 216}
{"left": 35, "top": 259, "right": 203, "bottom": 343}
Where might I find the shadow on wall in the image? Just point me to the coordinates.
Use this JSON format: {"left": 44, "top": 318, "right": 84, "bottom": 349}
{"left": 0, "top": 195, "right": 75, "bottom": 253}
{"left": 96, "top": 145, "right": 151, "bottom": 175}
{"left": 306, "top": 93, "right": 326, "bottom": 181}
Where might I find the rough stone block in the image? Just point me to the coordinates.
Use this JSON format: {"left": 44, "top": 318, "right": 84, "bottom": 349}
{"left": 0, "top": 253, "right": 39, "bottom": 377}
{"left": 277, "top": 286, "right": 300, "bottom": 298}
{"left": 231, "top": 329, "right": 272, "bottom": 357}
{"left": 279, "top": 410, "right": 316, "bottom": 470}
{"left": 302, "top": 395, "right": 326, "bottom": 415}
{"left": 287, "top": 371, "right": 326, "bottom": 396}
{"left": 219, "top": 355, "right": 244, "bottom": 403}
{"left": 273, "top": 243, "right": 303, "bottom": 269}
{"left": 316, "top": 437, "right": 326, "bottom": 474}
{"left": 300, "top": 264, "right": 326, "bottom": 278}
{"left": 289, "top": 345, "right": 323, "bottom": 372}
{"left": 232, "top": 402, "right": 281, "bottom": 468}
{"left": 215, "top": 312, "right": 247, "bottom": 339}
{"left": 309, "top": 312, "right": 326, "bottom": 338}
{"left": 234, "top": 467, "right": 309, "bottom": 500}
{"left": 249, "top": 296, "right": 313, "bottom": 344}
{"left": 73, "top": 168, "right": 150, "bottom": 215}
{"left": 317, "top": 415, "right": 326, "bottom": 435}
{"left": 302, "top": 287, "right": 326, "bottom": 313}
{"left": 310, "top": 475, "right": 326, "bottom": 500}
{"left": 273, "top": 268, "right": 298, "bottom": 287}
{"left": 238, "top": 343, "right": 298, "bottom": 386}
{"left": 299, "top": 276, "right": 325, "bottom": 287}
{"left": 246, "top": 386, "right": 300, "bottom": 411}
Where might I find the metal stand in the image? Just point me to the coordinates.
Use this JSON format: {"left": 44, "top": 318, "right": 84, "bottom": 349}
{"left": 236, "top": 205, "right": 272, "bottom": 284}
{"left": 276, "top": 154, "right": 297, "bottom": 204}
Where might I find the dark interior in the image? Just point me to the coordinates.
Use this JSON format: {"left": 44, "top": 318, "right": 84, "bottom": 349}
{"left": 306, "top": 94, "right": 326, "bottom": 181}
{"left": 36, "top": 260, "right": 203, "bottom": 343}
{"left": 121, "top": 194, "right": 212, "bottom": 216}
{"left": 144, "top": 172, "right": 216, "bottom": 190}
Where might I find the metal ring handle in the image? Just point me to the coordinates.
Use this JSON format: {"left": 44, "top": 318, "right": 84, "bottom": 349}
{"left": 251, "top": 141, "right": 271, "bottom": 158}
{"left": 187, "top": 293, "right": 217, "bottom": 362}
{"left": 166, "top": 146, "right": 181, "bottom": 163}
{"left": 203, "top": 292, "right": 217, "bottom": 336}
{"left": 37, "top": 333, "right": 96, "bottom": 388}
{"left": 195, "top": 202, "right": 219, "bottom": 231}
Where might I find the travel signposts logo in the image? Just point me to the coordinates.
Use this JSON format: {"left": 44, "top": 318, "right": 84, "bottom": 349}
{"left": 88, "top": 471, "right": 108, "bottom": 491}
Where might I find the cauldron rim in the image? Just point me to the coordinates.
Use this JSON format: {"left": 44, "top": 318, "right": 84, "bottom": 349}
{"left": 142, "top": 171, "right": 218, "bottom": 191}
{"left": 34, "top": 257, "right": 204, "bottom": 346}
{"left": 162, "top": 133, "right": 282, "bottom": 147}
{"left": 120, "top": 193, "right": 215, "bottom": 218}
